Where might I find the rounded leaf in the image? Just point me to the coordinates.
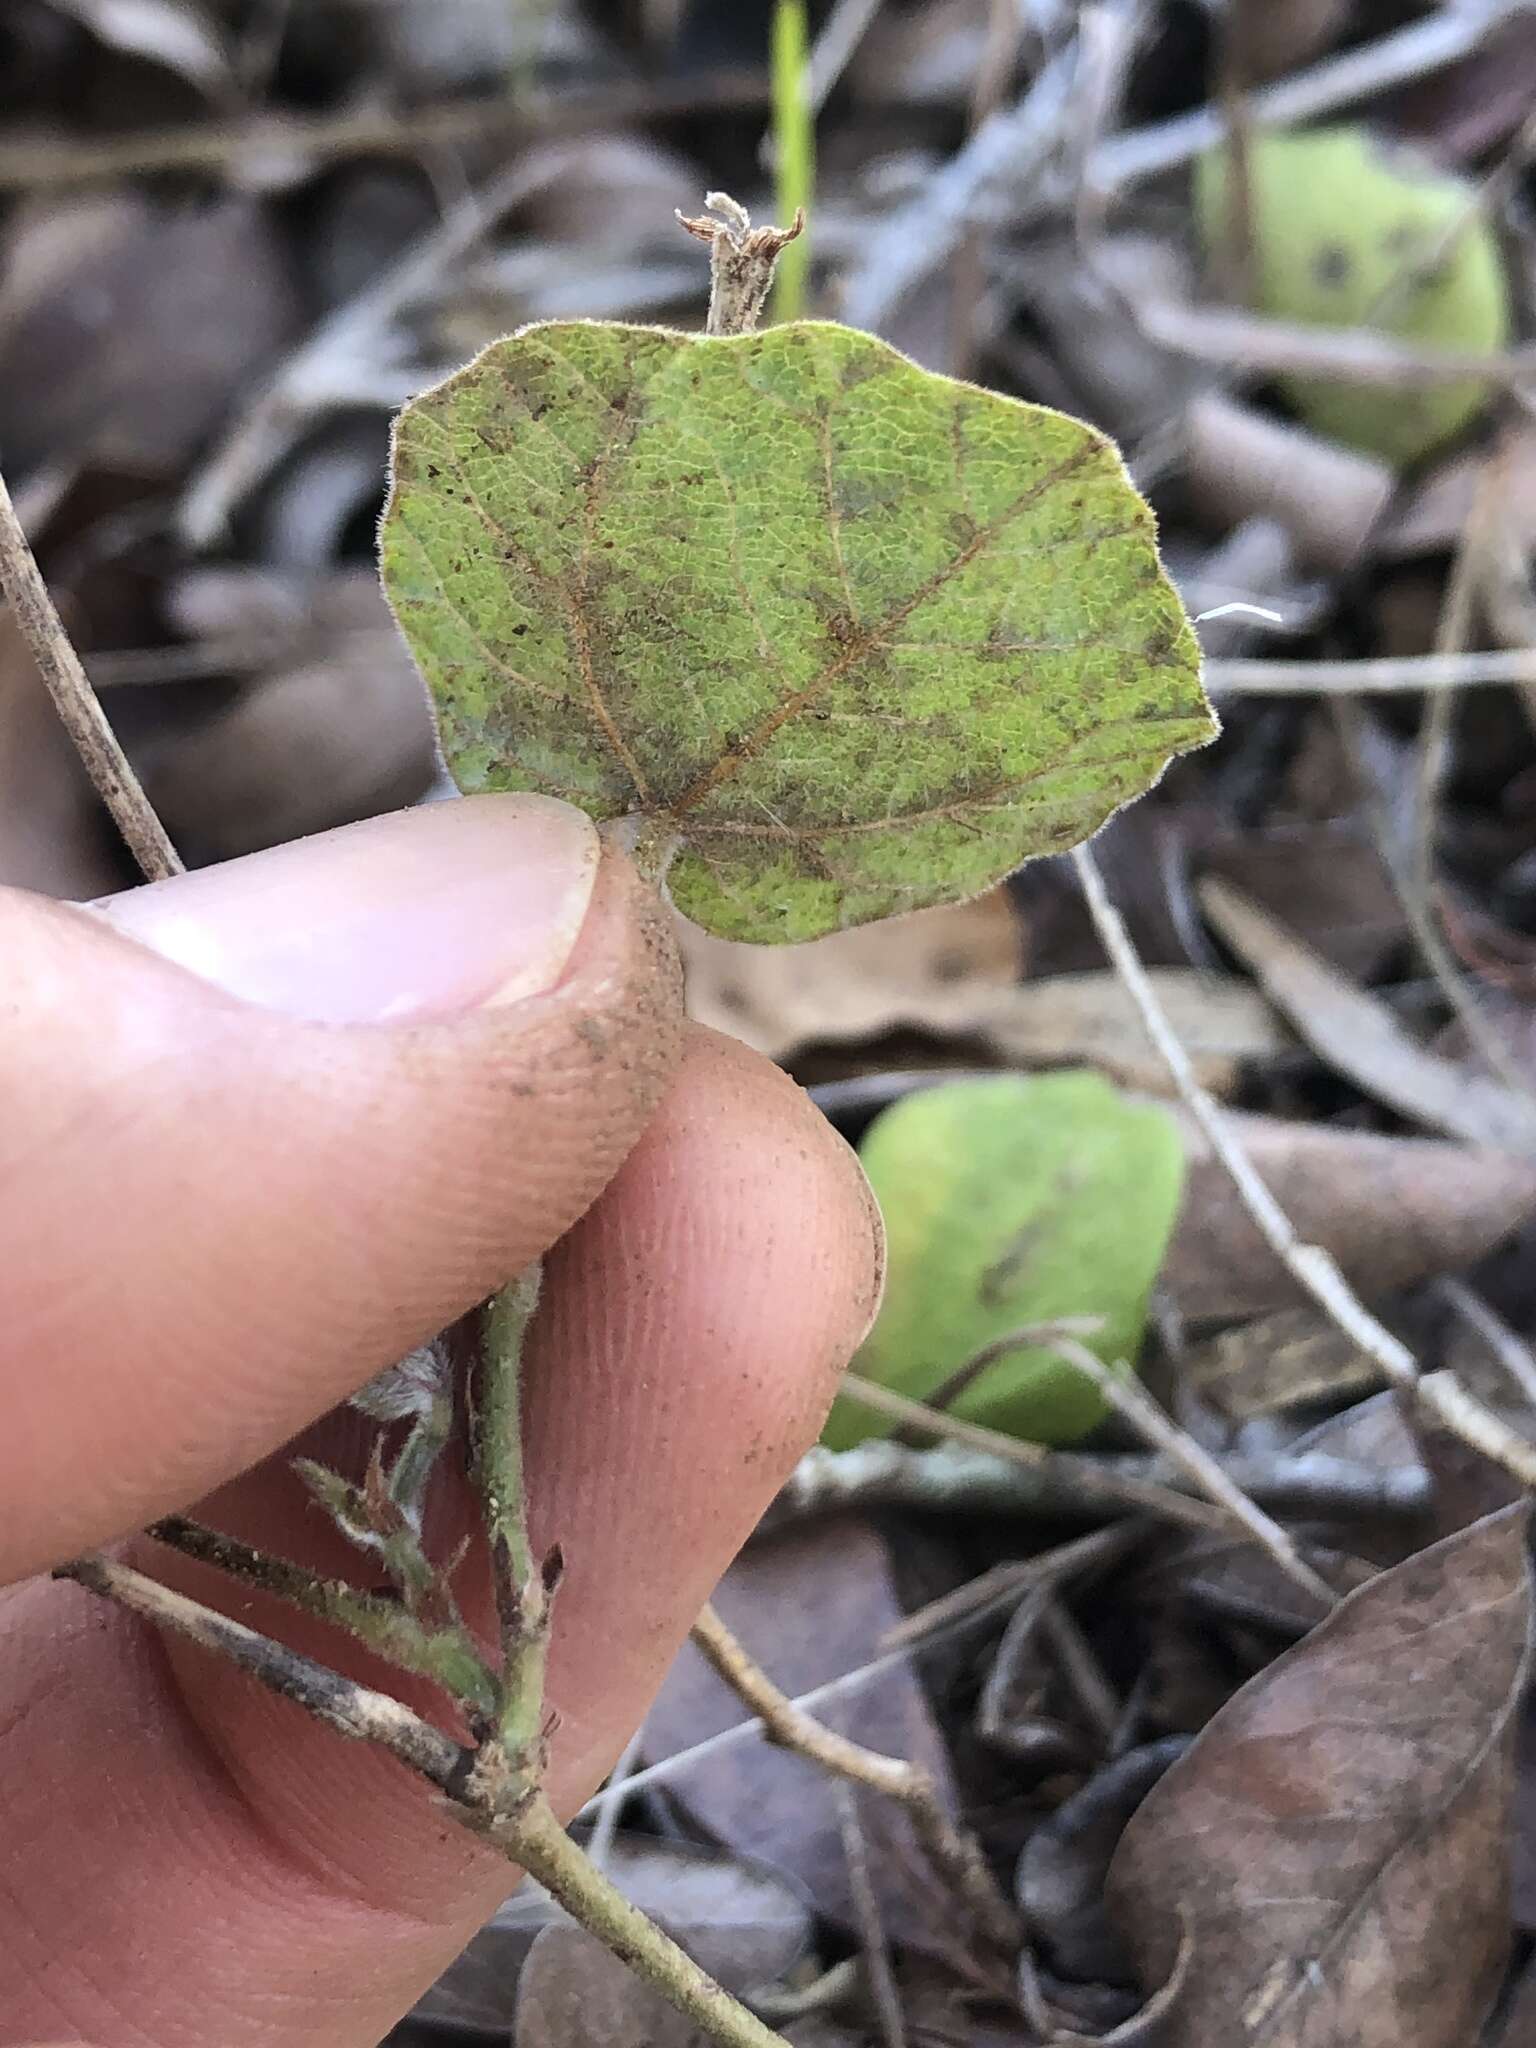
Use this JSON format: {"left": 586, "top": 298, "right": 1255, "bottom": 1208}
{"left": 1196, "top": 126, "right": 1511, "bottom": 467}
{"left": 824, "top": 1072, "right": 1185, "bottom": 1448}
{"left": 381, "top": 320, "right": 1212, "bottom": 943}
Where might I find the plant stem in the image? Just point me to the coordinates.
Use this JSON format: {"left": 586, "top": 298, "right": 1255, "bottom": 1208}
{"left": 477, "top": 1267, "right": 557, "bottom": 1761}
{"left": 1040, "top": 1337, "right": 1336, "bottom": 1609}
{"left": 769, "top": 0, "right": 814, "bottom": 322}
{"left": 147, "top": 1515, "right": 498, "bottom": 1715}
{"left": 1073, "top": 841, "right": 1536, "bottom": 1492}
{"left": 59, "top": 1544, "right": 794, "bottom": 2048}
{"left": 56, "top": 1553, "right": 470, "bottom": 1790}
{"left": 691, "top": 1602, "right": 1019, "bottom": 1952}
{"left": 677, "top": 192, "right": 804, "bottom": 338}
{"left": 509, "top": 1792, "right": 789, "bottom": 2048}
{"left": 0, "top": 464, "right": 181, "bottom": 881}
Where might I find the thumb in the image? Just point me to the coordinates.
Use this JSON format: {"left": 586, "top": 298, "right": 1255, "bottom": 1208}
{"left": 1, "top": 794, "right": 683, "bottom": 1582}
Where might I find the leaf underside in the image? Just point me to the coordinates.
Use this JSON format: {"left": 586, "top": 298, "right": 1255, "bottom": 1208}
{"left": 382, "top": 319, "right": 1214, "bottom": 943}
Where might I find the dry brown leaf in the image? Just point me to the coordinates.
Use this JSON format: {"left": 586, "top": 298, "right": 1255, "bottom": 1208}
{"left": 0, "top": 191, "right": 302, "bottom": 479}
{"left": 1201, "top": 876, "right": 1536, "bottom": 1156}
{"left": 1184, "top": 1308, "right": 1385, "bottom": 1421}
{"left": 1166, "top": 1108, "right": 1536, "bottom": 1320}
{"left": 1107, "top": 1507, "right": 1533, "bottom": 2046}
{"left": 132, "top": 568, "right": 437, "bottom": 863}
{"left": 641, "top": 1517, "right": 965, "bottom": 1958}
{"left": 1203, "top": 832, "right": 1404, "bottom": 981}
{"left": 686, "top": 902, "right": 1279, "bottom": 1094}
{"left": 681, "top": 890, "right": 1027, "bottom": 1057}
{"left": 977, "top": 970, "right": 1287, "bottom": 1095}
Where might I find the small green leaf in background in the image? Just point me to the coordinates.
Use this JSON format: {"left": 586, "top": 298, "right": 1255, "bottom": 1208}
{"left": 382, "top": 319, "right": 1213, "bottom": 944}
{"left": 1195, "top": 125, "right": 1511, "bottom": 468}
{"left": 823, "top": 1072, "right": 1185, "bottom": 1449}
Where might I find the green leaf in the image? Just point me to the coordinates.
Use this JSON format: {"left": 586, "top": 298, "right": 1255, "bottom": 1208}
{"left": 823, "top": 1072, "right": 1185, "bottom": 1448}
{"left": 381, "top": 320, "right": 1213, "bottom": 943}
{"left": 1195, "top": 126, "right": 1511, "bottom": 467}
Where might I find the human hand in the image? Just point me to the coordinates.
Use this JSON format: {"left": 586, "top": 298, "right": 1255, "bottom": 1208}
{"left": 0, "top": 794, "right": 882, "bottom": 2047}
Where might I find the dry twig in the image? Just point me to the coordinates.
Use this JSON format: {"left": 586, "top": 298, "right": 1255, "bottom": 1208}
{"left": 1207, "top": 650, "right": 1536, "bottom": 693}
{"left": 1041, "top": 1335, "right": 1336, "bottom": 1607}
{"left": 690, "top": 1602, "right": 1019, "bottom": 1953}
{"left": 769, "top": 1435, "right": 1429, "bottom": 1527}
{"left": 833, "top": 1785, "right": 908, "bottom": 2048}
{"left": 839, "top": 1369, "right": 1223, "bottom": 1530}
{"left": 0, "top": 467, "right": 181, "bottom": 881}
{"left": 1439, "top": 1277, "right": 1536, "bottom": 1411}
{"left": 1074, "top": 844, "right": 1536, "bottom": 1491}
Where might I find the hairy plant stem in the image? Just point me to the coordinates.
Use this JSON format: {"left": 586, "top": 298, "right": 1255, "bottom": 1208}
{"left": 506, "top": 1793, "right": 789, "bottom": 2048}
{"left": 63, "top": 1273, "right": 798, "bottom": 2048}
{"left": 56, "top": 1558, "right": 785, "bottom": 2048}
{"left": 677, "top": 191, "right": 804, "bottom": 337}
{"left": 477, "top": 1268, "right": 558, "bottom": 1761}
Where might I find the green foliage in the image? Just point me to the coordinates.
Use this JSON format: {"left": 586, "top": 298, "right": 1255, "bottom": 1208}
{"left": 823, "top": 1073, "right": 1185, "bottom": 1449}
{"left": 1196, "top": 125, "right": 1510, "bottom": 467}
{"left": 770, "top": 0, "right": 814, "bottom": 322}
{"left": 382, "top": 318, "right": 1212, "bottom": 943}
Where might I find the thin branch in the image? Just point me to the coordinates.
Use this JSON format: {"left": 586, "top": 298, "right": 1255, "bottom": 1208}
{"left": 58, "top": 1562, "right": 790, "bottom": 2048}
{"left": 691, "top": 1602, "right": 1019, "bottom": 1953}
{"left": 767, "top": 1434, "right": 1429, "bottom": 1526}
{"left": 146, "top": 1514, "right": 497, "bottom": 1715}
{"left": 1041, "top": 1335, "right": 1335, "bottom": 1606}
{"left": 55, "top": 1554, "right": 468, "bottom": 1790}
{"left": 0, "top": 71, "right": 772, "bottom": 193}
{"left": 477, "top": 1268, "right": 556, "bottom": 1761}
{"left": 0, "top": 467, "right": 181, "bottom": 881}
{"left": 1333, "top": 701, "right": 1535, "bottom": 1109}
{"left": 509, "top": 1795, "right": 790, "bottom": 2048}
{"left": 180, "top": 153, "right": 569, "bottom": 547}
{"left": 1073, "top": 842, "right": 1536, "bottom": 1492}
{"left": 834, "top": 1785, "right": 908, "bottom": 2048}
{"left": 1398, "top": 471, "right": 1534, "bottom": 1102}
{"left": 839, "top": 40, "right": 1079, "bottom": 332}
{"left": 1417, "top": 1370, "right": 1536, "bottom": 1483}
{"left": 1438, "top": 1276, "right": 1536, "bottom": 1411}
{"left": 839, "top": 1369, "right": 1225, "bottom": 1530}
{"left": 1094, "top": 0, "right": 1527, "bottom": 194}
{"left": 805, "top": 0, "right": 885, "bottom": 111}
{"left": 1038, "top": 1594, "right": 1121, "bottom": 1748}
{"left": 1206, "top": 650, "right": 1536, "bottom": 693}
{"left": 585, "top": 1529, "right": 1138, "bottom": 1822}
{"left": 1139, "top": 300, "right": 1536, "bottom": 391}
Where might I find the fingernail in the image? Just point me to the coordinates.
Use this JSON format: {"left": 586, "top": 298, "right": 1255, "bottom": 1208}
{"left": 89, "top": 795, "right": 602, "bottom": 1024}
